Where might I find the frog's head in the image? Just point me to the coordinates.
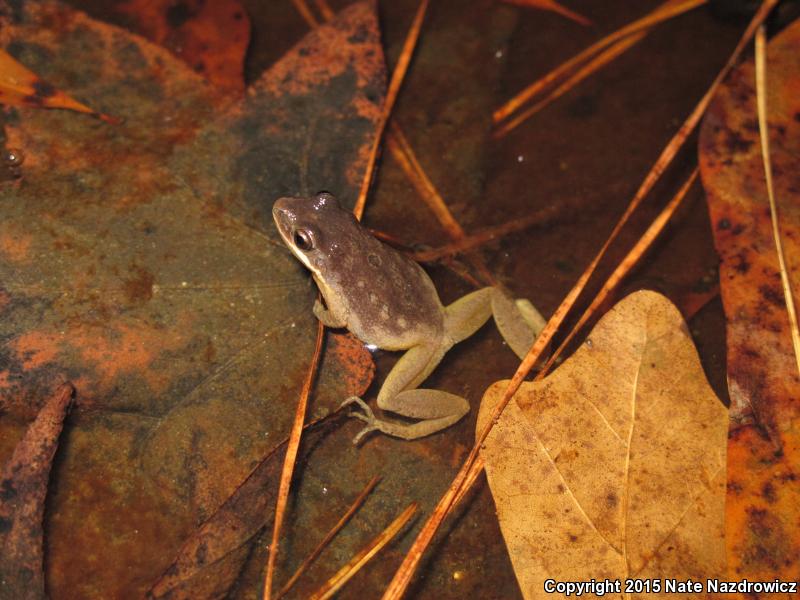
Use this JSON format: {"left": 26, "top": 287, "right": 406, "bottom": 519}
{"left": 272, "top": 192, "right": 359, "bottom": 277}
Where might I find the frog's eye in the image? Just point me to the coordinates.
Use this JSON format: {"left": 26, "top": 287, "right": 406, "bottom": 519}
{"left": 293, "top": 228, "right": 315, "bottom": 251}
{"left": 314, "top": 191, "right": 340, "bottom": 210}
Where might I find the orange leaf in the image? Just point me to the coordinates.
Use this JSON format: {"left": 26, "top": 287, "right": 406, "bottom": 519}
{"left": 699, "top": 16, "right": 800, "bottom": 583}
{"left": 0, "top": 48, "right": 115, "bottom": 122}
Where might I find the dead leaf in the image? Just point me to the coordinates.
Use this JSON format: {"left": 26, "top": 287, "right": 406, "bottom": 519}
{"left": 115, "top": 0, "right": 250, "bottom": 94}
{"left": 0, "top": 1, "right": 381, "bottom": 597}
{"left": 699, "top": 17, "right": 800, "bottom": 585}
{"left": 147, "top": 418, "right": 334, "bottom": 599}
{"left": 478, "top": 290, "right": 727, "bottom": 599}
{"left": 0, "top": 383, "right": 74, "bottom": 600}
{"left": 501, "top": 0, "right": 592, "bottom": 26}
{"left": 0, "top": 48, "right": 113, "bottom": 121}
{"left": 699, "top": 16, "right": 800, "bottom": 441}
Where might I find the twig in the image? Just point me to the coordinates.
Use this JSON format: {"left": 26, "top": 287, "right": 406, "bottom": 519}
{"left": 263, "top": 320, "right": 325, "bottom": 600}
{"left": 542, "top": 168, "right": 699, "bottom": 373}
{"left": 353, "top": 0, "right": 430, "bottom": 220}
{"left": 381, "top": 3, "right": 779, "bottom": 597}
{"left": 275, "top": 475, "right": 381, "bottom": 599}
{"left": 492, "top": 0, "right": 707, "bottom": 125}
{"left": 755, "top": 26, "right": 800, "bottom": 376}
{"left": 309, "top": 503, "right": 419, "bottom": 600}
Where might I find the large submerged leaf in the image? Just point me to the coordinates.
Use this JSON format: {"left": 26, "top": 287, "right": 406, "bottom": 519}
{"left": 478, "top": 291, "right": 727, "bottom": 599}
{"left": 0, "top": 1, "right": 382, "bottom": 596}
{"left": 699, "top": 18, "right": 800, "bottom": 584}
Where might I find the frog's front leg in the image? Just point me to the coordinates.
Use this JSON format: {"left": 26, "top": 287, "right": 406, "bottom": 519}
{"left": 313, "top": 298, "right": 347, "bottom": 328}
{"left": 343, "top": 342, "right": 469, "bottom": 442}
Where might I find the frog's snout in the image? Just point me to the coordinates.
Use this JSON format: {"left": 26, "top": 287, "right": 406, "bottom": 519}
{"left": 272, "top": 198, "right": 296, "bottom": 231}
{"left": 272, "top": 197, "right": 289, "bottom": 219}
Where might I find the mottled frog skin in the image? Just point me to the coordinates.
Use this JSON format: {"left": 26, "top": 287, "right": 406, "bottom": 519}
{"left": 273, "top": 192, "right": 543, "bottom": 442}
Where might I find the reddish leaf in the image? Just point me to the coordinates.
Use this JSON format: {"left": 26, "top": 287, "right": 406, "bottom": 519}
{"left": 322, "top": 331, "right": 376, "bottom": 404}
{"left": 115, "top": 0, "right": 250, "bottom": 94}
{"left": 0, "top": 1, "right": 381, "bottom": 596}
{"left": 699, "top": 19, "right": 800, "bottom": 584}
{"left": 0, "top": 383, "right": 74, "bottom": 600}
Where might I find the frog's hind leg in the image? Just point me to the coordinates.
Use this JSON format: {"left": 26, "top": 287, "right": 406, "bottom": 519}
{"left": 443, "top": 286, "right": 544, "bottom": 359}
{"left": 343, "top": 342, "right": 469, "bottom": 442}
{"left": 489, "top": 287, "right": 545, "bottom": 359}
{"left": 442, "top": 287, "right": 494, "bottom": 345}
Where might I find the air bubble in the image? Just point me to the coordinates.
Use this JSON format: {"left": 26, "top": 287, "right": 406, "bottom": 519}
{"left": 3, "top": 148, "right": 24, "bottom": 167}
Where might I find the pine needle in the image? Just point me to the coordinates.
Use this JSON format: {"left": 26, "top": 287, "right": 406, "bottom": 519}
{"left": 501, "top": 0, "right": 592, "bottom": 27}
{"left": 492, "top": 0, "right": 707, "bottom": 126}
{"left": 275, "top": 475, "right": 381, "bottom": 599}
{"left": 314, "top": 0, "right": 335, "bottom": 21}
{"left": 385, "top": 122, "right": 498, "bottom": 285}
{"left": 754, "top": 25, "right": 800, "bottom": 376}
{"left": 353, "top": 0, "right": 430, "bottom": 220}
{"left": 410, "top": 200, "right": 576, "bottom": 262}
{"left": 291, "top": 0, "right": 319, "bottom": 27}
{"left": 493, "top": 30, "right": 648, "bottom": 138}
{"left": 386, "top": 123, "right": 466, "bottom": 238}
{"left": 262, "top": 320, "right": 325, "bottom": 600}
{"left": 542, "top": 168, "right": 699, "bottom": 373}
{"left": 309, "top": 503, "right": 419, "bottom": 600}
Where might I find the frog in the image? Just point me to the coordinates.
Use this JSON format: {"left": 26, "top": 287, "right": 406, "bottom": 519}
{"left": 273, "top": 192, "right": 544, "bottom": 443}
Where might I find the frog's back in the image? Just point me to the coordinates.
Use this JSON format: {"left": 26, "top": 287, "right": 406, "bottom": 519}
{"left": 331, "top": 233, "right": 443, "bottom": 351}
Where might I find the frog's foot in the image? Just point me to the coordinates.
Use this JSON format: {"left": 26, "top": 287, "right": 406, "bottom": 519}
{"left": 374, "top": 389, "right": 470, "bottom": 440}
{"left": 490, "top": 287, "right": 545, "bottom": 360}
{"left": 340, "top": 392, "right": 469, "bottom": 443}
{"left": 340, "top": 396, "right": 381, "bottom": 444}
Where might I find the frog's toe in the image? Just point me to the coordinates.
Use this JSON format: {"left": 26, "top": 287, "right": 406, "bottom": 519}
{"left": 352, "top": 422, "right": 380, "bottom": 445}
{"left": 340, "top": 396, "right": 374, "bottom": 417}
{"left": 340, "top": 397, "right": 379, "bottom": 443}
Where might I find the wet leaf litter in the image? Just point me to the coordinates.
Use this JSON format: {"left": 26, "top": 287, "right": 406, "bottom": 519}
{"left": 0, "top": 0, "right": 798, "bottom": 598}
{"left": 0, "top": 2, "right": 379, "bottom": 597}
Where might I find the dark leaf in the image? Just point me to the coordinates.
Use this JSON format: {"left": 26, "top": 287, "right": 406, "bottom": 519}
{"left": 147, "top": 420, "right": 334, "bottom": 599}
